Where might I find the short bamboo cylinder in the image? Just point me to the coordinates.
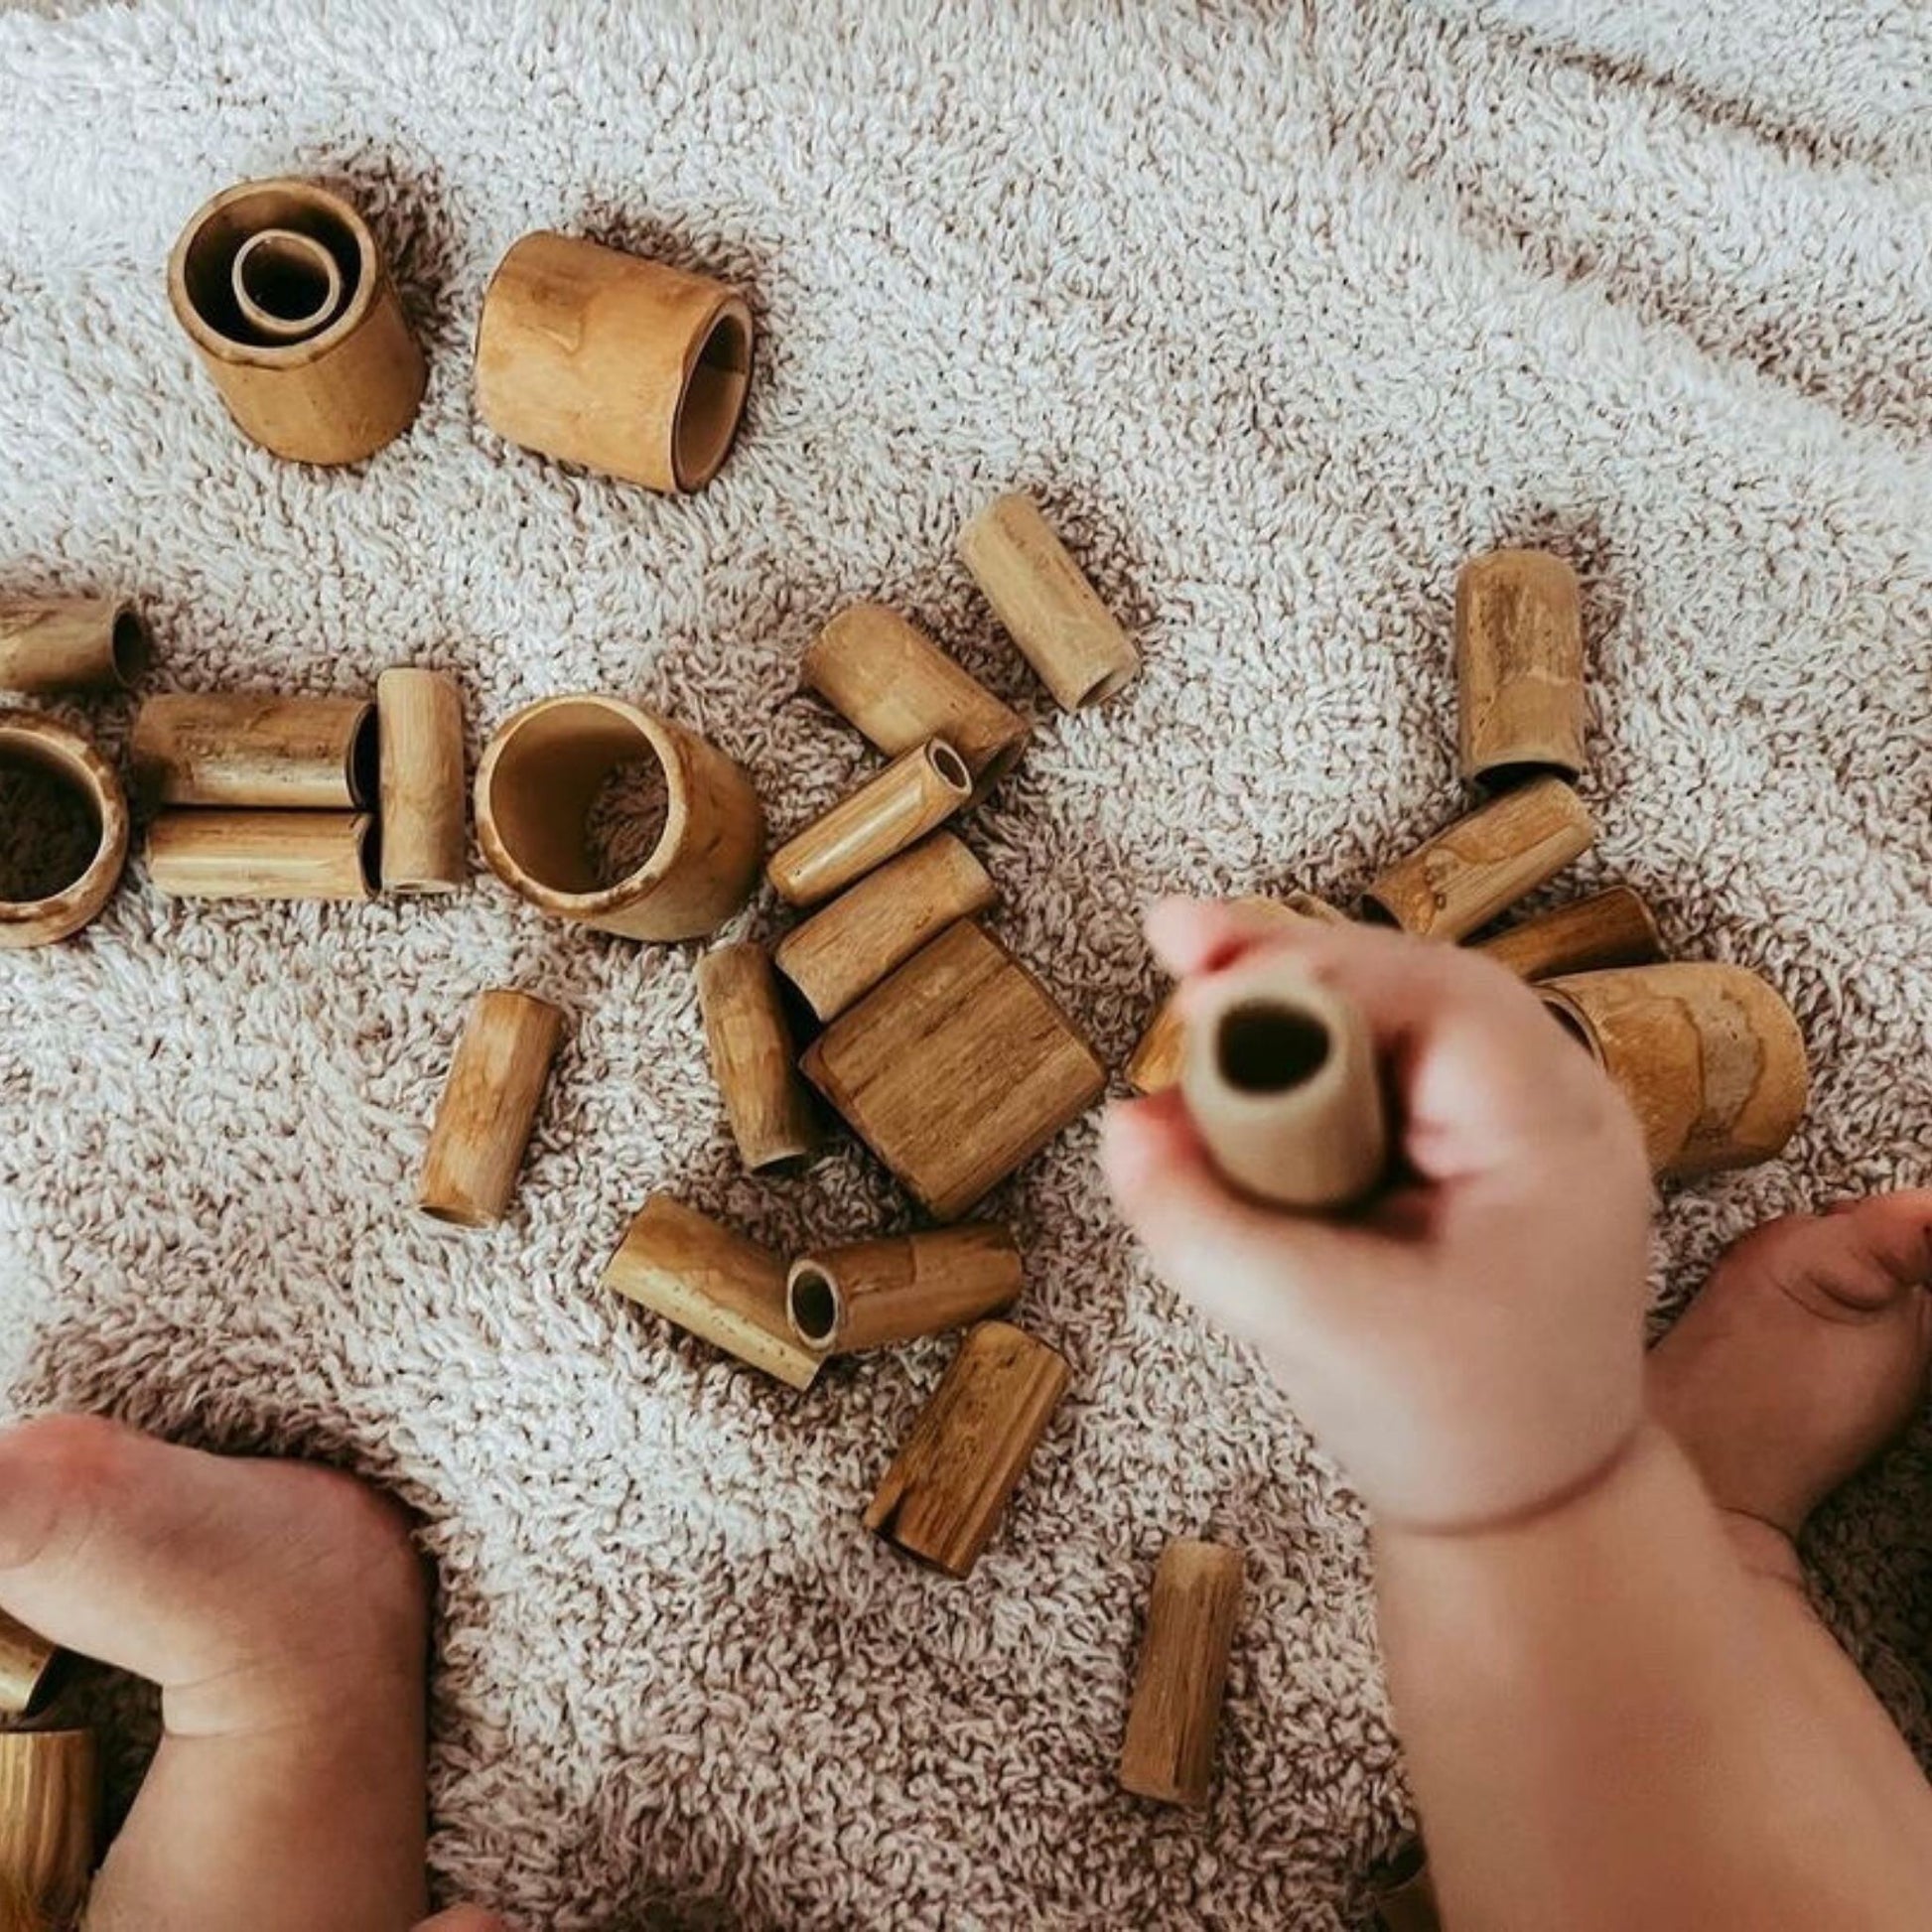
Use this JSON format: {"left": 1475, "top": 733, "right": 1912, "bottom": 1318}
{"left": 773, "top": 833, "right": 998, "bottom": 1023}
{"left": 1471, "top": 886, "right": 1663, "bottom": 982}
{"left": 1538, "top": 964, "right": 1809, "bottom": 1178}
{"left": 0, "top": 599, "right": 150, "bottom": 694}
{"left": 417, "top": 989, "right": 566, "bottom": 1228}
{"left": 1367, "top": 1839, "right": 1443, "bottom": 1932}
{"left": 0, "top": 1613, "right": 58, "bottom": 1720}
{"left": 377, "top": 668, "right": 467, "bottom": 895}
{"left": 0, "top": 713, "right": 130, "bottom": 949}
{"left": 801, "top": 605, "right": 1030, "bottom": 795}
{"left": 604, "top": 1195, "right": 819, "bottom": 1390}
{"left": 475, "top": 231, "right": 754, "bottom": 495}
{"left": 696, "top": 942, "right": 822, "bottom": 1175}
{"left": 168, "top": 178, "right": 426, "bottom": 467}
{"left": 146, "top": 810, "right": 376, "bottom": 900}
{"left": 475, "top": 694, "right": 763, "bottom": 941}
{"left": 0, "top": 1726, "right": 95, "bottom": 1930}
{"left": 131, "top": 692, "right": 376, "bottom": 811}
{"left": 786, "top": 1224, "right": 1022, "bottom": 1356}
{"left": 1119, "top": 1539, "right": 1245, "bottom": 1807}
{"left": 864, "top": 1319, "right": 1068, "bottom": 1577}
{"left": 1362, "top": 775, "right": 1595, "bottom": 941}
{"left": 230, "top": 227, "right": 345, "bottom": 341}
{"left": 1455, "top": 549, "right": 1586, "bottom": 785}
{"left": 766, "top": 740, "right": 973, "bottom": 909}
{"left": 958, "top": 491, "right": 1140, "bottom": 710}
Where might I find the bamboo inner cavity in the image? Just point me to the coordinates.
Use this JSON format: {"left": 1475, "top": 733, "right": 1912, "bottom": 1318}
{"left": 675, "top": 308, "right": 754, "bottom": 489}
{"left": 233, "top": 228, "right": 345, "bottom": 339}
{"left": 0, "top": 739, "right": 105, "bottom": 903}
{"left": 176, "top": 183, "right": 365, "bottom": 351}
{"left": 1216, "top": 1003, "right": 1332, "bottom": 1094}
{"left": 787, "top": 1267, "right": 839, "bottom": 1343}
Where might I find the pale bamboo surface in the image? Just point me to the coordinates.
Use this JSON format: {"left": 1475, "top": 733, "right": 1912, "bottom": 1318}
{"left": 1118, "top": 1539, "right": 1245, "bottom": 1806}
{"left": 377, "top": 667, "right": 467, "bottom": 894}
{"left": 0, "top": 1613, "right": 57, "bottom": 1719}
{"left": 1472, "top": 886, "right": 1663, "bottom": 981}
{"left": 131, "top": 691, "right": 376, "bottom": 810}
{"left": 0, "top": 598, "right": 149, "bottom": 693}
{"left": 1454, "top": 548, "right": 1587, "bottom": 783}
{"left": 786, "top": 1224, "right": 1022, "bottom": 1355}
{"left": 230, "top": 226, "right": 345, "bottom": 341}
{"left": 0, "top": 1727, "right": 95, "bottom": 1930}
{"left": 146, "top": 809, "right": 375, "bottom": 900}
{"left": 0, "top": 711, "right": 130, "bottom": 949}
{"left": 696, "top": 942, "right": 822, "bottom": 1174}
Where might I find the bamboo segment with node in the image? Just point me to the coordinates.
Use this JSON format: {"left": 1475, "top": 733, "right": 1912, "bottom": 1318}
{"left": 1538, "top": 963, "right": 1809, "bottom": 1178}
{"left": 864, "top": 1320, "right": 1068, "bottom": 1576}
{"left": 786, "top": 1224, "right": 1023, "bottom": 1357}
{"left": 0, "top": 1726, "right": 95, "bottom": 1930}
{"left": 696, "top": 942, "right": 822, "bottom": 1175}
{"left": 773, "top": 833, "right": 998, "bottom": 1023}
{"left": 475, "top": 231, "right": 754, "bottom": 494}
{"left": 1118, "top": 1539, "right": 1245, "bottom": 1807}
{"left": 0, "top": 1613, "right": 58, "bottom": 1719}
{"left": 131, "top": 692, "right": 376, "bottom": 811}
{"left": 1455, "top": 549, "right": 1587, "bottom": 786}
{"left": 475, "top": 694, "right": 763, "bottom": 941}
{"left": 0, "top": 598, "right": 150, "bottom": 694}
{"left": 417, "top": 989, "right": 566, "bottom": 1227}
{"left": 0, "top": 712, "right": 130, "bottom": 949}
{"left": 1472, "top": 886, "right": 1664, "bottom": 982}
{"left": 959, "top": 492, "right": 1140, "bottom": 710}
{"left": 765, "top": 740, "right": 973, "bottom": 908}
{"left": 376, "top": 668, "right": 467, "bottom": 894}
{"left": 146, "top": 810, "right": 376, "bottom": 900}
{"left": 603, "top": 1195, "right": 820, "bottom": 1390}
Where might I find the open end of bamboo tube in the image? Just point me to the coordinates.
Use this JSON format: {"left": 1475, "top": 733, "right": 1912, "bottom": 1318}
{"left": 174, "top": 182, "right": 369, "bottom": 357}
{"left": 925, "top": 741, "right": 971, "bottom": 795}
{"left": 787, "top": 1265, "right": 841, "bottom": 1350}
{"left": 345, "top": 702, "right": 379, "bottom": 807}
{"left": 232, "top": 228, "right": 345, "bottom": 341}
{"left": 0, "top": 717, "right": 128, "bottom": 948}
{"left": 354, "top": 814, "right": 381, "bottom": 897}
{"left": 1216, "top": 1003, "right": 1332, "bottom": 1094}
{"left": 108, "top": 606, "right": 151, "bottom": 687}
{"left": 673, "top": 302, "right": 754, "bottom": 490}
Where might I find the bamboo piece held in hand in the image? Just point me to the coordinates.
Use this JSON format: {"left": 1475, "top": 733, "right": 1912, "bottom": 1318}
{"left": 132, "top": 692, "right": 376, "bottom": 810}
{"left": 696, "top": 942, "right": 822, "bottom": 1175}
{"left": 0, "top": 712, "right": 130, "bottom": 949}
{"left": 1119, "top": 1539, "right": 1245, "bottom": 1806}
{"left": 1455, "top": 549, "right": 1586, "bottom": 785}
{"left": 0, "top": 599, "right": 150, "bottom": 694}
{"left": 147, "top": 810, "right": 375, "bottom": 900}
{"left": 0, "top": 1726, "right": 95, "bottom": 1930}
{"left": 0, "top": 1612, "right": 58, "bottom": 1719}
{"left": 377, "top": 668, "right": 466, "bottom": 894}
{"left": 418, "top": 989, "right": 566, "bottom": 1227}
{"left": 231, "top": 227, "right": 345, "bottom": 341}
{"left": 786, "top": 1224, "right": 1022, "bottom": 1356}
{"left": 864, "top": 1320, "right": 1068, "bottom": 1575}
{"left": 1471, "top": 886, "right": 1663, "bottom": 982}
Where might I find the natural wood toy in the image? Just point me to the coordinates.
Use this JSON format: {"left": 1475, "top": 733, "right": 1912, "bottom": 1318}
{"left": 168, "top": 178, "right": 426, "bottom": 467}
{"left": 765, "top": 740, "right": 974, "bottom": 908}
{"left": 475, "top": 231, "right": 754, "bottom": 495}
{"left": 146, "top": 810, "right": 375, "bottom": 900}
{"left": 773, "top": 833, "right": 998, "bottom": 1023}
{"left": 0, "top": 1614, "right": 57, "bottom": 1719}
{"left": 0, "top": 598, "right": 149, "bottom": 694}
{"left": 1472, "top": 885, "right": 1663, "bottom": 981}
{"left": 131, "top": 692, "right": 376, "bottom": 811}
{"left": 0, "top": 1726, "right": 95, "bottom": 1930}
{"left": 864, "top": 1319, "right": 1068, "bottom": 1576}
{"left": 802, "top": 919, "right": 1106, "bottom": 1220}
{"left": 0, "top": 711, "right": 130, "bottom": 949}
{"left": 1366, "top": 1838, "right": 1443, "bottom": 1932}
{"left": 1539, "top": 963, "right": 1809, "bottom": 1178}
{"left": 603, "top": 1195, "right": 819, "bottom": 1390}
{"left": 418, "top": 989, "right": 566, "bottom": 1227}
{"left": 1362, "top": 774, "right": 1595, "bottom": 941}
{"left": 959, "top": 492, "right": 1140, "bottom": 710}
{"left": 475, "top": 694, "right": 763, "bottom": 941}
{"left": 376, "top": 668, "right": 467, "bottom": 894}
{"left": 1118, "top": 1539, "right": 1245, "bottom": 1807}
{"left": 785, "top": 1224, "right": 1023, "bottom": 1357}
{"left": 1455, "top": 549, "right": 1587, "bottom": 785}
{"left": 696, "top": 942, "right": 822, "bottom": 1175}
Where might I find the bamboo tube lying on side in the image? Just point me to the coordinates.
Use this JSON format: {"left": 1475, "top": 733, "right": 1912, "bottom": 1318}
{"left": 377, "top": 668, "right": 467, "bottom": 894}
{"left": 147, "top": 810, "right": 375, "bottom": 900}
{"left": 0, "top": 1727, "right": 95, "bottom": 1930}
{"left": 1472, "top": 886, "right": 1663, "bottom": 982}
{"left": 696, "top": 942, "right": 822, "bottom": 1175}
{"left": 1455, "top": 549, "right": 1586, "bottom": 785}
{"left": 230, "top": 227, "right": 345, "bottom": 341}
{"left": 132, "top": 692, "right": 376, "bottom": 810}
{"left": 0, "top": 598, "right": 150, "bottom": 694}
{"left": 0, "top": 712, "right": 131, "bottom": 950}
{"left": 786, "top": 1224, "right": 1022, "bottom": 1356}
{"left": 1119, "top": 1539, "right": 1245, "bottom": 1806}
{"left": 0, "top": 1612, "right": 59, "bottom": 1719}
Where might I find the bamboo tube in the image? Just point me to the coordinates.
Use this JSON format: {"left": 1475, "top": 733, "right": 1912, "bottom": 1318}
{"left": 786, "top": 1224, "right": 1022, "bottom": 1356}
{"left": 376, "top": 668, "right": 466, "bottom": 895}
{"left": 0, "top": 599, "right": 149, "bottom": 694}
{"left": 603, "top": 1195, "right": 819, "bottom": 1389}
{"left": 864, "top": 1320, "right": 1068, "bottom": 1576}
{"left": 1362, "top": 776, "right": 1594, "bottom": 941}
{"left": 1455, "top": 549, "right": 1586, "bottom": 785}
{"left": 802, "top": 919, "right": 1107, "bottom": 1221}
{"left": 766, "top": 740, "right": 973, "bottom": 908}
{"left": 0, "top": 1614, "right": 58, "bottom": 1720}
{"left": 0, "top": 713, "right": 130, "bottom": 949}
{"left": 1367, "top": 1839, "right": 1442, "bottom": 1932}
{"left": 168, "top": 178, "right": 425, "bottom": 466}
{"left": 800, "top": 604, "right": 1030, "bottom": 795}
{"left": 773, "top": 833, "right": 998, "bottom": 1023}
{"left": 0, "top": 1727, "right": 95, "bottom": 1930}
{"left": 1472, "top": 885, "right": 1663, "bottom": 981}
{"left": 696, "top": 942, "right": 822, "bottom": 1175}
{"left": 131, "top": 692, "right": 376, "bottom": 810}
{"left": 146, "top": 810, "right": 375, "bottom": 900}
{"left": 475, "top": 694, "right": 763, "bottom": 941}
{"left": 231, "top": 227, "right": 345, "bottom": 341}
{"left": 1118, "top": 1539, "right": 1245, "bottom": 1806}
{"left": 417, "top": 989, "right": 566, "bottom": 1227}
{"left": 475, "top": 231, "right": 754, "bottom": 494}
{"left": 958, "top": 491, "right": 1140, "bottom": 711}
{"left": 1539, "top": 964, "right": 1809, "bottom": 1178}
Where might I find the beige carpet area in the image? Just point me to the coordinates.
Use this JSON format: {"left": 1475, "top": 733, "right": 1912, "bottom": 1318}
{"left": 1, "top": 1, "right": 1929, "bottom": 1924}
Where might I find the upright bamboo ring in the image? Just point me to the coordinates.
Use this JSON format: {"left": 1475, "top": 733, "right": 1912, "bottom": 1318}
{"left": 0, "top": 710, "right": 130, "bottom": 948}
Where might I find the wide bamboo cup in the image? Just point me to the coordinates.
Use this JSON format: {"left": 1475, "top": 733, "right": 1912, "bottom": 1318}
{"left": 0, "top": 1613, "right": 58, "bottom": 1719}
{"left": 1455, "top": 549, "right": 1586, "bottom": 784}
{"left": 786, "top": 1224, "right": 1022, "bottom": 1356}
{"left": 131, "top": 693, "right": 376, "bottom": 810}
{"left": 696, "top": 942, "right": 822, "bottom": 1175}
{"left": 0, "top": 599, "right": 150, "bottom": 694}
{"left": 0, "top": 1726, "right": 95, "bottom": 1929}
{"left": 1118, "top": 1540, "right": 1245, "bottom": 1806}
{"left": 146, "top": 810, "right": 376, "bottom": 900}
{"left": 230, "top": 227, "right": 345, "bottom": 341}
{"left": 0, "top": 711, "right": 130, "bottom": 949}
{"left": 377, "top": 668, "right": 466, "bottom": 894}
{"left": 1472, "top": 886, "right": 1663, "bottom": 981}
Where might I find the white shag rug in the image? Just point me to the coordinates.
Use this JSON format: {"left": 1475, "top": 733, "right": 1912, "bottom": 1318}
{"left": 2, "top": 2, "right": 1930, "bottom": 1925}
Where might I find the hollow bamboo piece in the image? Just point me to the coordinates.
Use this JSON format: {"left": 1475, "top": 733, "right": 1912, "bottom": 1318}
{"left": 864, "top": 1320, "right": 1067, "bottom": 1576}
{"left": 801, "top": 604, "right": 1029, "bottom": 795}
{"left": 1455, "top": 549, "right": 1586, "bottom": 785}
{"left": 786, "top": 1224, "right": 1022, "bottom": 1356}
{"left": 1539, "top": 964, "right": 1809, "bottom": 1178}
{"left": 131, "top": 692, "right": 376, "bottom": 810}
{"left": 959, "top": 491, "right": 1140, "bottom": 710}
{"left": 377, "top": 668, "right": 466, "bottom": 894}
{"left": 603, "top": 1195, "right": 819, "bottom": 1390}
{"left": 475, "top": 694, "right": 763, "bottom": 941}
{"left": 168, "top": 178, "right": 425, "bottom": 466}
{"left": 475, "top": 231, "right": 754, "bottom": 494}
{"left": 773, "top": 833, "right": 998, "bottom": 1023}
{"left": 696, "top": 942, "right": 822, "bottom": 1175}
{"left": 0, "top": 712, "right": 130, "bottom": 949}
{"left": 1362, "top": 775, "right": 1595, "bottom": 941}
{"left": 1367, "top": 1839, "right": 1443, "bottom": 1932}
{"left": 0, "top": 1727, "right": 95, "bottom": 1930}
{"left": 417, "top": 989, "right": 566, "bottom": 1227}
{"left": 1119, "top": 1539, "right": 1245, "bottom": 1806}
{"left": 0, "top": 1613, "right": 58, "bottom": 1719}
{"left": 1472, "top": 885, "right": 1663, "bottom": 981}
{"left": 0, "top": 598, "right": 150, "bottom": 694}
{"left": 231, "top": 227, "right": 345, "bottom": 341}
{"left": 146, "top": 810, "right": 375, "bottom": 900}
{"left": 766, "top": 740, "right": 973, "bottom": 908}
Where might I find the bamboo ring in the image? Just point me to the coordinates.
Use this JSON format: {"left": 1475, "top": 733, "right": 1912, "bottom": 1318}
{"left": 0, "top": 710, "right": 130, "bottom": 948}
{"left": 231, "top": 227, "right": 346, "bottom": 341}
